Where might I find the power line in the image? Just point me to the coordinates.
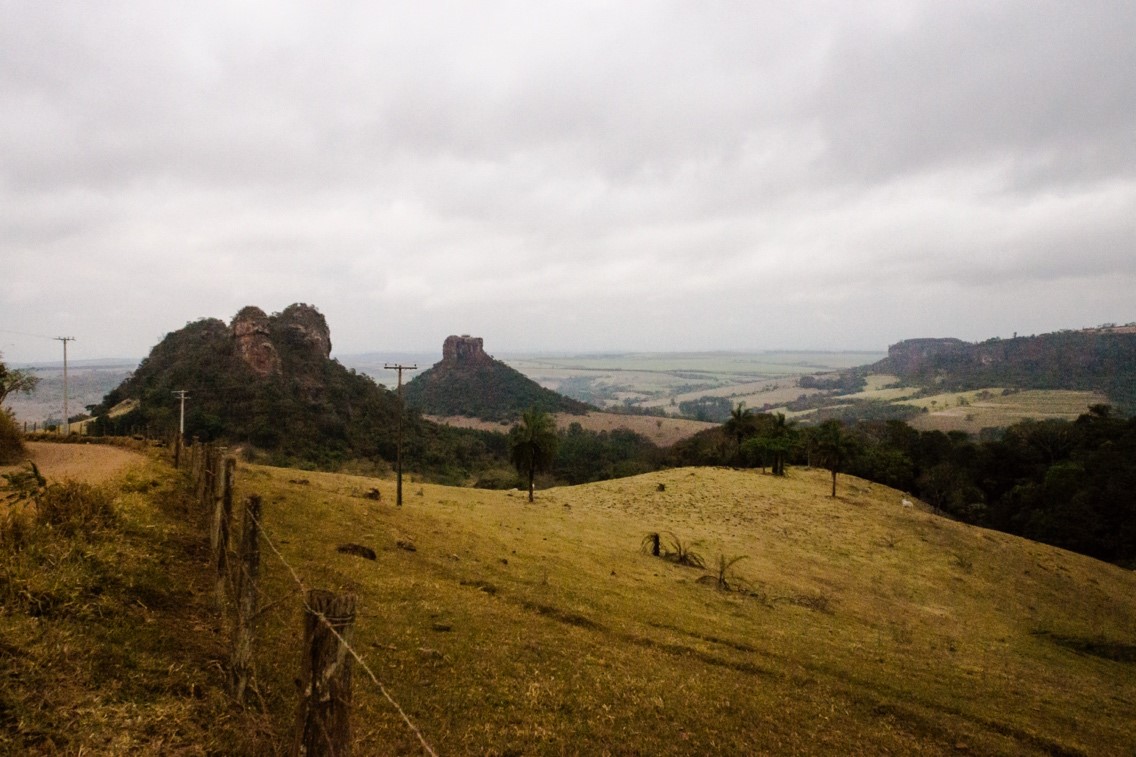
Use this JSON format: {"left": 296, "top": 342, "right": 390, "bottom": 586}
{"left": 0, "top": 328, "right": 59, "bottom": 341}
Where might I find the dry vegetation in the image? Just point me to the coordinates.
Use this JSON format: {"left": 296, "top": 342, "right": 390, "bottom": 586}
{"left": 2, "top": 444, "right": 1134, "bottom": 754}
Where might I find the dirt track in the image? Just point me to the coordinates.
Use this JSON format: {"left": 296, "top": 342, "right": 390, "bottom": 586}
{"left": 0, "top": 442, "right": 146, "bottom": 485}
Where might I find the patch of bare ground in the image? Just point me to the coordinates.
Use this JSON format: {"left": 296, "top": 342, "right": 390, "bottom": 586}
{"left": 0, "top": 441, "right": 147, "bottom": 485}
{"left": 426, "top": 411, "right": 716, "bottom": 446}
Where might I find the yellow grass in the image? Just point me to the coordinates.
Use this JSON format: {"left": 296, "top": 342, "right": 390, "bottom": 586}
{"left": 232, "top": 463, "right": 1136, "bottom": 755}
{"left": 5, "top": 443, "right": 1132, "bottom": 753}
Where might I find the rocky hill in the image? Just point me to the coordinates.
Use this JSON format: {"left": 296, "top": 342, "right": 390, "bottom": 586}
{"left": 94, "top": 304, "right": 436, "bottom": 467}
{"left": 874, "top": 327, "right": 1136, "bottom": 409}
{"left": 404, "top": 335, "right": 591, "bottom": 421}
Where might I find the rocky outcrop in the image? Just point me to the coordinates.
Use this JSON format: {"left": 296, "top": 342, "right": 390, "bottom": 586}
{"left": 277, "top": 303, "right": 332, "bottom": 359}
{"left": 405, "top": 335, "right": 591, "bottom": 421}
{"left": 231, "top": 306, "right": 281, "bottom": 377}
{"left": 884, "top": 338, "right": 968, "bottom": 375}
{"left": 442, "top": 335, "right": 490, "bottom": 365}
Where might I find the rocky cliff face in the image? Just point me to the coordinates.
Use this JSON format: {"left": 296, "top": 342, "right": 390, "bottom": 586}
{"left": 443, "top": 335, "right": 490, "bottom": 365}
{"left": 885, "top": 338, "right": 969, "bottom": 374}
{"left": 230, "top": 303, "right": 332, "bottom": 377}
{"left": 231, "top": 306, "right": 281, "bottom": 377}
{"left": 277, "top": 303, "right": 332, "bottom": 359}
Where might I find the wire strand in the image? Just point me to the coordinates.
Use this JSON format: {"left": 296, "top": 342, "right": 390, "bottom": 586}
{"left": 246, "top": 506, "right": 440, "bottom": 757}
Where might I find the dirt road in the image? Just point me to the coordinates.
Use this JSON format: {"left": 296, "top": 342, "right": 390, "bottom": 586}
{"left": 0, "top": 442, "right": 147, "bottom": 485}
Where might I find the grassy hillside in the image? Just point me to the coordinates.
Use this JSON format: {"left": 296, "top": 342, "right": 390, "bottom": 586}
{"left": 236, "top": 464, "right": 1135, "bottom": 754}
{"left": 3, "top": 446, "right": 1133, "bottom": 753}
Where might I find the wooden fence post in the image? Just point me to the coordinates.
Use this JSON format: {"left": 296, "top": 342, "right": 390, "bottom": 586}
{"left": 213, "top": 457, "right": 236, "bottom": 605}
{"left": 231, "top": 494, "right": 261, "bottom": 705}
{"left": 293, "top": 589, "right": 356, "bottom": 757}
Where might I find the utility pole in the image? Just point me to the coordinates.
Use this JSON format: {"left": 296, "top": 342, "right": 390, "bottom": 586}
{"left": 383, "top": 363, "right": 417, "bottom": 507}
{"left": 55, "top": 336, "right": 75, "bottom": 435}
{"left": 173, "top": 390, "right": 190, "bottom": 468}
{"left": 173, "top": 390, "right": 190, "bottom": 438}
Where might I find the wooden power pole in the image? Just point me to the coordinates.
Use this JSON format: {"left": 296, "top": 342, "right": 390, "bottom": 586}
{"left": 54, "top": 336, "right": 75, "bottom": 435}
{"left": 384, "top": 363, "right": 417, "bottom": 506}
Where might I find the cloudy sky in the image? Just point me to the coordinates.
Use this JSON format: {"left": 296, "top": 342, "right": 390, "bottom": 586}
{"left": 2, "top": 1, "right": 1134, "bottom": 363}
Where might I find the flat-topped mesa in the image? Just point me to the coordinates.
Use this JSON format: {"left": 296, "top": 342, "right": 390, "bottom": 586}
{"left": 231, "top": 306, "right": 281, "bottom": 377}
{"left": 442, "top": 335, "right": 491, "bottom": 365}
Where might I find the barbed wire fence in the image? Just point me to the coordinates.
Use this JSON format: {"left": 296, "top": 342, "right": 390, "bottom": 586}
{"left": 181, "top": 439, "right": 439, "bottom": 756}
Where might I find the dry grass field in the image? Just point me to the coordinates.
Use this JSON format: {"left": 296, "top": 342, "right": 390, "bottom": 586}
{"left": 3, "top": 443, "right": 1134, "bottom": 754}
{"left": 233, "top": 463, "right": 1135, "bottom": 754}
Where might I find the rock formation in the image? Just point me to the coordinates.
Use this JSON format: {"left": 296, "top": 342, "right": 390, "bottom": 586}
{"left": 231, "top": 306, "right": 281, "bottom": 377}
{"left": 278, "top": 303, "right": 332, "bottom": 359}
{"left": 442, "top": 335, "right": 490, "bottom": 365}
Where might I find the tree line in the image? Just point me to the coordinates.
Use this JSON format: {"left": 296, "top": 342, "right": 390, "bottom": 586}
{"left": 667, "top": 402, "right": 1136, "bottom": 566}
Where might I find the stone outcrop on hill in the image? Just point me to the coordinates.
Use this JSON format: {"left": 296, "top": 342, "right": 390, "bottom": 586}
{"left": 93, "top": 304, "right": 416, "bottom": 465}
{"left": 232, "top": 306, "right": 281, "bottom": 377}
{"left": 443, "top": 335, "right": 490, "bottom": 365}
{"left": 405, "top": 335, "right": 591, "bottom": 421}
{"left": 883, "top": 338, "right": 969, "bottom": 375}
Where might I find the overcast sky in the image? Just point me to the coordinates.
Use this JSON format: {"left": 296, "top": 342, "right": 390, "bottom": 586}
{"left": 2, "top": 1, "right": 1134, "bottom": 363}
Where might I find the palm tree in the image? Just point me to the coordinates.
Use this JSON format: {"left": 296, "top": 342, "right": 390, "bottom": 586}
{"left": 724, "top": 402, "right": 756, "bottom": 462}
{"left": 766, "top": 412, "right": 795, "bottom": 476}
{"left": 814, "top": 419, "right": 856, "bottom": 497}
{"left": 510, "top": 407, "right": 559, "bottom": 502}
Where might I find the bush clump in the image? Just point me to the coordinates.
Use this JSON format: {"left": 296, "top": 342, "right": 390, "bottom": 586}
{"left": 37, "top": 482, "right": 116, "bottom": 535}
{"left": 0, "top": 411, "right": 25, "bottom": 465}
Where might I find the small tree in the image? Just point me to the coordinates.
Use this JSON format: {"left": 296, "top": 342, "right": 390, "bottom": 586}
{"left": 814, "top": 419, "right": 857, "bottom": 497}
{"left": 0, "top": 354, "right": 39, "bottom": 407}
{"left": 509, "top": 407, "right": 559, "bottom": 502}
{"left": 759, "top": 412, "right": 796, "bottom": 476}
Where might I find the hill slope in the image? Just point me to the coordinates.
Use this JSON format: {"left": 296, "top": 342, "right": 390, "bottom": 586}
{"left": 5, "top": 446, "right": 1133, "bottom": 753}
{"left": 235, "top": 463, "right": 1136, "bottom": 754}
{"left": 404, "top": 335, "right": 590, "bottom": 421}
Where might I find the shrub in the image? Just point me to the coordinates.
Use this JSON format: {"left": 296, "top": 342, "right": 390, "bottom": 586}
{"left": 36, "top": 482, "right": 116, "bottom": 535}
{"left": 0, "top": 410, "right": 25, "bottom": 465}
{"left": 664, "top": 533, "right": 705, "bottom": 569}
{"left": 714, "top": 554, "right": 749, "bottom": 591}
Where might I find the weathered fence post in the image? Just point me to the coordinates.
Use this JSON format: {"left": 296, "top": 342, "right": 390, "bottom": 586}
{"left": 293, "top": 589, "right": 357, "bottom": 757}
{"left": 230, "top": 494, "right": 261, "bottom": 705}
{"left": 213, "top": 456, "right": 236, "bottom": 606}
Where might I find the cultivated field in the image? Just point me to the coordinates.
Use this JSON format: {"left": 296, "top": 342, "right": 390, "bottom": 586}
{"left": 428, "top": 410, "right": 716, "bottom": 447}
{"left": 3, "top": 443, "right": 1134, "bottom": 754}
{"left": 502, "top": 351, "right": 884, "bottom": 412}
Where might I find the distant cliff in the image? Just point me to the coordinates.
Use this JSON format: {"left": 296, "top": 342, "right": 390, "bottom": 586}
{"left": 874, "top": 329, "right": 1136, "bottom": 409}
{"left": 405, "top": 335, "right": 591, "bottom": 421}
